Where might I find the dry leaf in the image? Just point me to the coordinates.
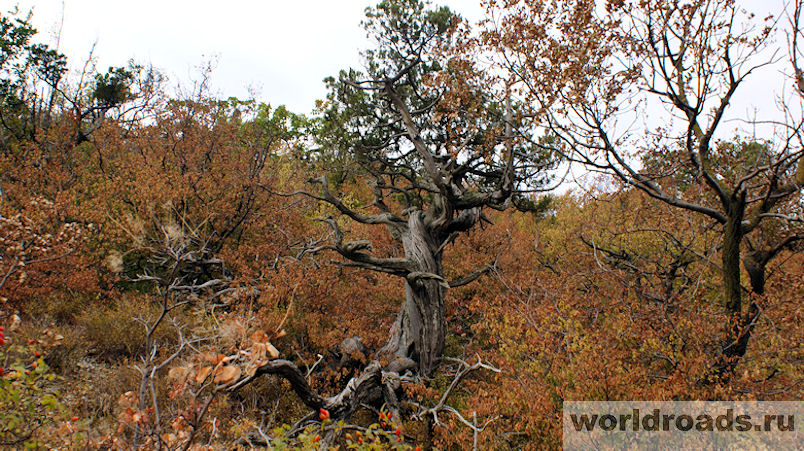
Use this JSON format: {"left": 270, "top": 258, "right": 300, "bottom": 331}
{"left": 250, "top": 342, "right": 266, "bottom": 362}
{"left": 249, "top": 330, "right": 268, "bottom": 343}
{"left": 168, "top": 366, "right": 188, "bottom": 381}
{"left": 118, "top": 391, "right": 137, "bottom": 410}
{"left": 195, "top": 366, "right": 213, "bottom": 383}
{"left": 213, "top": 365, "right": 241, "bottom": 384}
{"left": 9, "top": 314, "right": 21, "bottom": 332}
{"left": 265, "top": 342, "right": 280, "bottom": 360}
{"left": 161, "top": 433, "right": 178, "bottom": 445}
{"left": 204, "top": 353, "right": 226, "bottom": 365}
{"left": 245, "top": 363, "right": 258, "bottom": 377}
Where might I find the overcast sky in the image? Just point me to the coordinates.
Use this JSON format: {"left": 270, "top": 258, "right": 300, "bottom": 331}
{"left": 11, "top": 0, "right": 794, "bottom": 131}
{"left": 14, "top": 0, "right": 485, "bottom": 114}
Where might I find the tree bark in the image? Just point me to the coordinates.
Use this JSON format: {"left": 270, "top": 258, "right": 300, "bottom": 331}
{"left": 703, "top": 194, "right": 757, "bottom": 383}
{"left": 743, "top": 250, "right": 769, "bottom": 295}
{"left": 380, "top": 211, "right": 446, "bottom": 377}
{"left": 721, "top": 196, "right": 745, "bottom": 314}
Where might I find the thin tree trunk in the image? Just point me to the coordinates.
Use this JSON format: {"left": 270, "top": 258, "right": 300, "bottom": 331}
{"left": 721, "top": 198, "right": 744, "bottom": 314}
{"left": 703, "top": 194, "right": 756, "bottom": 383}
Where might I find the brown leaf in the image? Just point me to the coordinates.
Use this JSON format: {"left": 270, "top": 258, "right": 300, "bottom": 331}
{"left": 195, "top": 366, "right": 213, "bottom": 383}
{"left": 245, "top": 363, "right": 259, "bottom": 378}
{"left": 265, "top": 342, "right": 280, "bottom": 360}
{"left": 168, "top": 366, "right": 188, "bottom": 381}
{"left": 161, "top": 433, "right": 178, "bottom": 446}
{"left": 118, "top": 391, "right": 137, "bottom": 410}
{"left": 249, "top": 330, "right": 268, "bottom": 343}
{"left": 200, "top": 352, "right": 226, "bottom": 365}
{"left": 213, "top": 365, "right": 241, "bottom": 385}
{"left": 250, "top": 342, "right": 266, "bottom": 362}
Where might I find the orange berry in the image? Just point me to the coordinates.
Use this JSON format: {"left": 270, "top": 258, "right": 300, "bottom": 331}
{"left": 313, "top": 435, "right": 321, "bottom": 442}
{"left": 319, "top": 408, "right": 330, "bottom": 421}
{"left": 416, "top": 446, "right": 423, "bottom": 451}
{"left": 71, "top": 416, "right": 79, "bottom": 422}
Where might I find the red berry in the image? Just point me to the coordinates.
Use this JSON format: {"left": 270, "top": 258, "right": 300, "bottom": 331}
{"left": 71, "top": 416, "right": 79, "bottom": 422}
{"left": 313, "top": 435, "right": 321, "bottom": 442}
{"left": 379, "top": 412, "right": 386, "bottom": 420}
{"left": 35, "top": 351, "right": 41, "bottom": 357}
{"left": 0, "top": 337, "right": 4, "bottom": 346}
{"left": 29, "top": 339, "right": 35, "bottom": 345}
{"left": 416, "top": 446, "right": 423, "bottom": 451}
{"left": 395, "top": 427, "right": 402, "bottom": 437}
{"left": 0, "top": 367, "right": 4, "bottom": 376}
{"left": 387, "top": 412, "right": 393, "bottom": 420}
{"left": 319, "top": 408, "right": 330, "bottom": 421}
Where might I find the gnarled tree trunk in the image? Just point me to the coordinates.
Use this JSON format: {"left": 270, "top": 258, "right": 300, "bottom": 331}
{"left": 380, "top": 211, "right": 446, "bottom": 377}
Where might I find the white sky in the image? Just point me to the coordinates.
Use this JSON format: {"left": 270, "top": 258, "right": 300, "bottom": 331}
{"left": 13, "top": 0, "right": 485, "bottom": 114}
{"left": 8, "top": 0, "right": 797, "bottom": 150}
{"left": 6, "top": 0, "right": 798, "bottom": 198}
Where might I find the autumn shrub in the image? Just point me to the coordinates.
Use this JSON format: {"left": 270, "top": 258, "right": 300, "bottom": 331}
{"left": 256, "top": 409, "right": 418, "bottom": 450}
{"left": 0, "top": 197, "right": 98, "bottom": 309}
{"left": 24, "top": 291, "right": 96, "bottom": 326}
{"left": 78, "top": 293, "right": 182, "bottom": 359}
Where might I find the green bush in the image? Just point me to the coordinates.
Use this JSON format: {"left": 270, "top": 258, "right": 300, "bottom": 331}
{"left": 0, "top": 328, "right": 72, "bottom": 448}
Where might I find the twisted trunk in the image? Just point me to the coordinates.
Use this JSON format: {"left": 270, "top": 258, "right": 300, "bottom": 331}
{"left": 380, "top": 212, "right": 446, "bottom": 377}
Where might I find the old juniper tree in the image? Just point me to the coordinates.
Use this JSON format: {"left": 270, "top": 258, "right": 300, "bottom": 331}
{"left": 299, "top": 0, "right": 555, "bottom": 378}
